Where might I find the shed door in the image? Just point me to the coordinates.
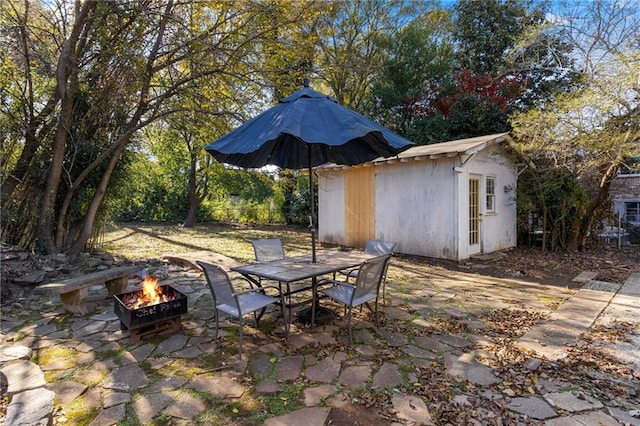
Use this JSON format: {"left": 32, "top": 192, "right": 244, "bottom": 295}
{"left": 469, "top": 176, "right": 482, "bottom": 255}
{"left": 345, "top": 167, "right": 375, "bottom": 247}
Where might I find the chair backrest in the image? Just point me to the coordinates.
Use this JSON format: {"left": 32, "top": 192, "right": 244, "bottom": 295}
{"left": 196, "top": 261, "right": 237, "bottom": 308}
{"left": 352, "top": 255, "right": 391, "bottom": 301}
{"left": 252, "top": 239, "right": 285, "bottom": 262}
{"left": 364, "top": 239, "right": 396, "bottom": 256}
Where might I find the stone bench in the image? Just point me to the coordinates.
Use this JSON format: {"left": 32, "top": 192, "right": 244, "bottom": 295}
{"left": 34, "top": 265, "right": 140, "bottom": 315}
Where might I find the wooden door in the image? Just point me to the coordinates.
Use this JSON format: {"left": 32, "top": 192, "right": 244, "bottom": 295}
{"left": 345, "top": 167, "right": 375, "bottom": 248}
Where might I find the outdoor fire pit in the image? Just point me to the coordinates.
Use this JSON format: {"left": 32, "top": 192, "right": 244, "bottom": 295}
{"left": 114, "top": 277, "right": 187, "bottom": 343}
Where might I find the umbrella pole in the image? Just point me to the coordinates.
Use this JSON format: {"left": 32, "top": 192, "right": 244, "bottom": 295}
{"left": 308, "top": 161, "right": 317, "bottom": 264}
{"left": 309, "top": 156, "right": 318, "bottom": 328}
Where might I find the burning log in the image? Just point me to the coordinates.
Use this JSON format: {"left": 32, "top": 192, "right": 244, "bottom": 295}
{"left": 121, "top": 277, "right": 170, "bottom": 309}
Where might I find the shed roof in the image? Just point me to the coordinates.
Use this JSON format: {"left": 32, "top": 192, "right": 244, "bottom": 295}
{"left": 318, "top": 133, "right": 513, "bottom": 170}
{"left": 373, "top": 132, "right": 513, "bottom": 163}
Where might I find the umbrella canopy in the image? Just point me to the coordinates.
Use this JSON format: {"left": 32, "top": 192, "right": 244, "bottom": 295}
{"left": 204, "top": 81, "right": 412, "bottom": 169}
{"left": 204, "top": 80, "right": 413, "bottom": 261}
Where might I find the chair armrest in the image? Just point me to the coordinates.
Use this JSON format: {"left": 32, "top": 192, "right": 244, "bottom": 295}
{"left": 315, "top": 278, "right": 341, "bottom": 289}
{"left": 231, "top": 274, "right": 260, "bottom": 290}
{"left": 340, "top": 266, "right": 359, "bottom": 275}
{"left": 336, "top": 267, "right": 359, "bottom": 282}
{"left": 233, "top": 285, "right": 281, "bottom": 297}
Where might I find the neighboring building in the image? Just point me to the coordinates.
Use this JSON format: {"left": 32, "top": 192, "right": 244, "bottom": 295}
{"left": 610, "top": 173, "right": 640, "bottom": 225}
{"left": 316, "top": 133, "right": 519, "bottom": 261}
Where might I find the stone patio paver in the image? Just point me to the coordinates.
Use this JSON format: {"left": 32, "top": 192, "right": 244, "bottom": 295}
{"left": 337, "top": 364, "right": 371, "bottom": 388}
{"left": 544, "top": 410, "right": 622, "bottom": 426}
{"left": 4, "top": 388, "right": 55, "bottom": 426}
{"left": 152, "top": 334, "right": 188, "bottom": 356}
{"left": 399, "top": 344, "right": 439, "bottom": 359}
{"left": 248, "top": 352, "right": 273, "bottom": 378}
{"left": 543, "top": 391, "right": 604, "bottom": 412}
{"left": 606, "top": 407, "right": 640, "bottom": 426}
{"left": 412, "top": 334, "right": 453, "bottom": 352}
{"left": 275, "top": 355, "right": 304, "bottom": 382}
{"left": 304, "top": 357, "right": 341, "bottom": 384}
{"left": 88, "top": 403, "right": 127, "bottom": 426}
{"left": 102, "top": 390, "right": 131, "bottom": 409}
{"left": 371, "top": 362, "right": 403, "bottom": 390}
{"left": 391, "top": 394, "right": 434, "bottom": 425}
{"left": 507, "top": 396, "right": 557, "bottom": 420}
{"left": 101, "top": 363, "right": 149, "bottom": 391}
{"left": 187, "top": 375, "right": 247, "bottom": 398}
{"left": 0, "top": 344, "right": 32, "bottom": 363}
{"left": 46, "top": 379, "right": 87, "bottom": 405}
{"left": 256, "top": 380, "right": 281, "bottom": 395}
{"left": 132, "top": 392, "right": 173, "bottom": 424}
{"left": 1, "top": 360, "right": 46, "bottom": 394}
{"left": 444, "top": 353, "right": 501, "bottom": 385}
{"left": 518, "top": 280, "right": 620, "bottom": 360}
{"left": 164, "top": 391, "right": 207, "bottom": 420}
{"left": 264, "top": 407, "right": 330, "bottom": 426}
{"left": 302, "top": 384, "right": 335, "bottom": 406}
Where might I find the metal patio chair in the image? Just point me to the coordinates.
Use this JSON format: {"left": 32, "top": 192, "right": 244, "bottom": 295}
{"left": 340, "top": 239, "right": 396, "bottom": 305}
{"left": 251, "top": 238, "right": 311, "bottom": 325}
{"left": 196, "top": 261, "right": 287, "bottom": 359}
{"left": 251, "top": 238, "right": 285, "bottom": 262}
{"left": 318, "top": 254, "right": 391, "bottom": 345}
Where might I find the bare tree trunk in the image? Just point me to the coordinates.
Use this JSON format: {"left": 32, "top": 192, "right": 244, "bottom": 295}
{"left": 34, "top": 1, "right": 97, "bottom": 253}
{"left": 68, "top": 142, "right": 128, "bottom": 255}
{"left": 36, "top": 73, "right": 78, "bottom": 253}
{"left": 566, "top": 219, "right": 581, "bottom": 252}
{"left": 183, "top": 151, "right": 199, "bottom": 228}
{"left": 54, "top": 137, "right": 126, "bottom": 248}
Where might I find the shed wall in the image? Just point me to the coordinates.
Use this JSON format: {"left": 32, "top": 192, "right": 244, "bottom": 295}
{"left": 318, "top": 170, "right": 345, "bottom": 244}
{"left": 374, "top": 159, "right": 458, "bottom": 259}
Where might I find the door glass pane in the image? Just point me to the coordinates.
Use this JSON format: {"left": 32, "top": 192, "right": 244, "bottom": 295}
{"left": 469, "top": 179, "right": 479, "bottom": 245}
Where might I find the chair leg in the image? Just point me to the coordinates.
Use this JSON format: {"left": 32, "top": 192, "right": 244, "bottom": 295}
{"left": 373, "top": 298, "right": 379, "bottom": 326}
{"left": 279, "top": 292, "right": 289, "bottom": 342}
{"left": 238, "top": 320, "right": 244, "bottom": 359}
{"left": 214, "top": 309, "right": 220, "bottom": 342}
{"left": 382, "top": 279, "right": 386, "bottom": 306}
{"left": 347, "top": 306, "right": 353, "bottom": 345}
{"left": 286, "top": 283, "right": 293, "bottom": 331}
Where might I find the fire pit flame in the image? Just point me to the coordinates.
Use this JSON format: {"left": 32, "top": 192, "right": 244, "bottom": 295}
{"left": 124, "top": 276, "right": 170, "bottom": 309}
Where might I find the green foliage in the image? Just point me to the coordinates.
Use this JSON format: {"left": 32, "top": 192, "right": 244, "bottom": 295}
{"left": 366, "top": 8, "right": 454, "bottom": 134}
{"left": 277, "top": 169, "right": 314, "bottom": 226}
{"left": 405, "top": 114, "right": 452, "bottom": 145}
{"left": 373, "top": 11, "right": 454, "bottom": 107}
{"left": 111, "top": 141, "right": 286, "bottom": 224}
{"left": 516, "top": 166, "right": 588, "bottom": 250}
{"left": 111, "top": 151, "right": 188, "bottom": 222}
{"left": 452, "top": 0, "right": 547, "bottom": 74}
{"left": 201, "top": 197, "right": 285, "bottom": 224}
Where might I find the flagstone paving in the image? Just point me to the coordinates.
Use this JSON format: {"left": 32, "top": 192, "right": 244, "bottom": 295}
{"left": 1, "top": 256, "right": 639, "bottom": 425}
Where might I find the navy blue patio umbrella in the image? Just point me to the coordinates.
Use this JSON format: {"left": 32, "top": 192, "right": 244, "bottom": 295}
{"left": 204, "top": 79, "right": 413, "bottom": 262}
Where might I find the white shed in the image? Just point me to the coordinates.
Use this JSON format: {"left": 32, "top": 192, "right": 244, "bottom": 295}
{"left": 316, "top": 133, "right": 519, "bottom": 261}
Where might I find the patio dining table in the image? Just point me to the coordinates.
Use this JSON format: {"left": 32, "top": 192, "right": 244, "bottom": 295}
{"left": 231, "top": 250, "right": 375, "bottom": 327}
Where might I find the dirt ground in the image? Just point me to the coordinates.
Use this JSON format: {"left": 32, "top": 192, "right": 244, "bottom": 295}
{"left": 412, "top": 246, "right": 640, "bottom": 289}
